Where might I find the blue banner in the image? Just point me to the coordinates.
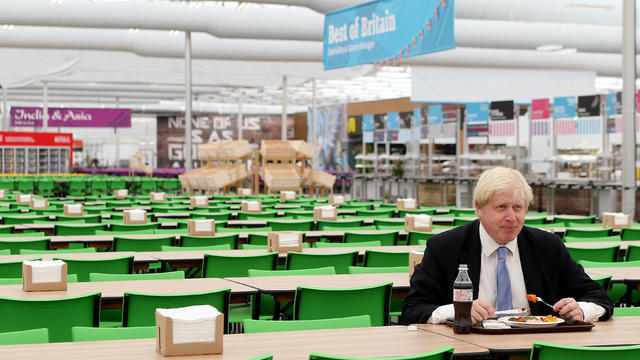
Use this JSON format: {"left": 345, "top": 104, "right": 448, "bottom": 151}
{"left": 413, "top": 107, "right": 422, "bottom": 127}
{"left": 323, "top": 0, "right": 455, "bottom": 70}
{"left": 428, "top": 105, "right": 442, "bottom": 125}
{"left": 466, "top": 102, "right": 489, "bottom": 123}
{"left": 387, "top": 112, "right": 399, "bottom": 129}
{"left": 363, "top": 114, "right": 374, "bottom": 131}
{"left": 605, "top": 93, "right": 616, "bottom": 117}
{"left": 553, "top": 96, "right": 577, "bottom": 119}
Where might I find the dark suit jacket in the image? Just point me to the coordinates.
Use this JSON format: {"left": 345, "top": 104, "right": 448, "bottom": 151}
{"left": 400, "top": 220, "right": 613, "bottom": 324}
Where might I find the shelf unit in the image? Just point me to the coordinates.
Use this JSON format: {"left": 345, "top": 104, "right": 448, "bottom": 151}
{"left": 0, "top": 132, "right": 73, "bottom": 174}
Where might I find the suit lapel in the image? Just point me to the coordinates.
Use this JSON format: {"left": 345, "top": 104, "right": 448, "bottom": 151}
{"left": 518, "top": 229, "right": 543, "bottom": 313}
{"left": 459, "top": 221, "right": 482, "bottom": 299}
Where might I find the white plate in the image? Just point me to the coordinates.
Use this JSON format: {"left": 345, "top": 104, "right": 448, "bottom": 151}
{"left": 498, "top": 316, "right": 564, "bottom": 328}
{"left": 494, "top": 308, "right": 530, "bottom": 317}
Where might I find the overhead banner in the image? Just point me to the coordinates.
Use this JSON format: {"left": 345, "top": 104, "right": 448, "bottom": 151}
{"left": 489, "top": 100, "right": 515, "bottom": 144}
{"left": 10, "top": 107, "right": 131, "bottom": 128}
{"left": 323, "top": 0, "right": 455, "bottom": 70}
{"left": 307, "top": 104, "right": 350, "bottom": 171}
{"left": 606, "top": 92, "right": 622, "bottom": 134}
{"left": 553, "top": 96, "right": 577, "bottom": 136}
{"left": 466, "top": 102, "right": 489, "bottom": 139}
{"left": 531, "top": 98, "right": 550, "bottom": 136}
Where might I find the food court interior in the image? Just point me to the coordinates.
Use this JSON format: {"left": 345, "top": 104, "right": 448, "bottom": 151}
{"left": 0, "top": 0, "right": 639, "bottom": 359}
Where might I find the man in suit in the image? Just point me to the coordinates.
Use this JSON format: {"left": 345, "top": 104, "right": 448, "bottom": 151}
{"left": 401, "top": 167, "right": 613, "bottom": 325}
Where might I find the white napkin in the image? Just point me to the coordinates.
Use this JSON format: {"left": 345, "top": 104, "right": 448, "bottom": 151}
{"left": 116, "top": 189, "right": 128, "bottom": 197}
{"left": 126, "top": 209, "right": 146, "bottom": 221}
{"left": 194, "top": 220, "right": 214, "bottom": 232}
{"left": 156, "top": 305, "right": 221, "bottom": 344}
{"left": 19, "top": 194, "right": 32, "bottom": 203}
{"left": 427, "top": 304, "right": 454, "bottom": 324}
{"left": 483, "top": 320, "right": 511, "bottom": 329}
{"left": 151, "top": 192, "right": 166, "bottom": 201}
{"left": 332, "top": 195, "right": 345, "bottom": 205}
{"left": 316, "top": 205, "right": 336, "bottom": 218}
{"left": 24, "top": 260, "right": 64, "bottom": 284}
{"left": 239, "top": 188, "right": 251, "bottom": 196}
{"left": 192, "top": 196, "right": 208, "bottom": 206}
{"left": 278, "top": 232, "right": 301, "bottom": 248}
{"left": 410, "top": 214, "right": 432, "bottom": 227}
{"left": 615, "top": 214, "right": 630, "bottom": 225}
{"left": 65, "top": 204, "right": 83, "bottom": 214}
{"left": 32, "top": 199, "right": 47, "bottom": 208}
{"left": 281, "top": 191, "right": 296, "bottom": 200}
{"left": 243, "top": 200, "right": 260, "bottom": 211}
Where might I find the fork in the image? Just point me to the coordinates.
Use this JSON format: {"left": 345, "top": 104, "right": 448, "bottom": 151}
{"left": 535, "top": 296, "right": 555, "bottom": 310}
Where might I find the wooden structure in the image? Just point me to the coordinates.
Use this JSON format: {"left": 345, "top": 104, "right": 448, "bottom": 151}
{"left": 290, "top": 140, "right": 336, "bottom": 196}
{"left": 260, "top": 140, "right": 301, "bottom": 194}
{"left": 129, "top": 152, "right": 152, "bottom": 177}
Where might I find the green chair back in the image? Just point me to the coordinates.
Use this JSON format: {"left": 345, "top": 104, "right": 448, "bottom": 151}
{"left": 0, "top": 274, "right": 78, "bottom": 285}
{"left": 564, "top": 228, "right": 612, "bottom": 238}
{"left": 613, "top": 307, "right": 640, "bottom": 317}
{"left": 453, "top": 218, "right": 474, "bottom": 226}
{"left": 524, "top": 217, "right": 547, "bottom": 225}
{"left": 189, "top": 212, "right": 230, "bottom": 221}
{"left": 552, "top": 215, "right": 596, "bottom": 226}
{"left": 247, "top": 233, "right": 269, "bottom": 245}
{"left": 565, "top": 245, "right": 620, "bottom": 263}
{"left": 294, "top": 282, "right": 392, "bottom": 326}
{"left": 0, "top": 328, "right": 49, "bottom": 345}
{"left": 110, "top": 223, "right": 160, "bottom": 232}
{"left": 620, "top": 227, "right": 640, "bottom": 241}
{"left": 356, "top": 209, "right": 394, "bottom": 218}
{"left": 202, "top": 253, "right": 278, "bottom": 278}
{"left": 348, "top": 266, "right": 408, "bottom": 274}
{"left": 407, "top": 231, "right": 437, "bottom": 246}
{"left": 55, "top": 255, "right": 134, "bottom": 282}
{"left": 181, "top": 234, "right": 238, "bottom": 249}
{"left": 530, "top": 341, "right": 640, "bottom": 360}
{"left": 563, "top": 235, "right": 621, "bottom": 243}
{"left": 162, "top": 244, "right": 231, "bottom": 251}
{"left": 19, "top": 248, "right": 96, "bottom": 255}
{"left": 0, "top": 238, "right": 50, "bottom": 254}
{"left": 243, "top": 315, "right": 371, "bottom": 334}
{"left": 55, "top": 215, "right": 102, "bottom": 224}
{"left": 56, "top": 223, "right": 106, "bottom": 236}
{"left": 237, "top": 211, "right": 279, "bottom": 220}
{"left": 344, "top": 231, "right": 397, "bottom": 246}
{"left": 398, "top": 209, "right": 436, "bottom": 217}
{"left": 0, "top": 225, "right": 15, "bottom": 234}
{"left": 71, "top": 325, "right": 156, "bottom": 342}
{"left": 363, "top": 250, "right": 409, "bottom": 267}
{"left": 317, "top": 220, "right": 363, "bottom": 230}
{"left": 2, "top": 215, "right": 50, "bottom": 224}
{"left": 314, "top": 241, "right": 381, "bottom": 248}
{"left": 113, "top": 235, "right": 174, "bottom": 252}
{"left": 123, "top": 289, "right": 230, "bottom": 329}
{"left": 626, "top": 244, "right": 640, "bottom": 261}
{"left": 286, "top": 251, "right": 358, "bottom": 274}
{"left": 579, "top": 260, "right": 640, "bottom": 268}
{"left": 267, "top": 220, "right": 314, "bottom": 231}
{"left": 248, "top": 267, "right": 336, "bottom": 277}
{"left": 591, "top": 275, "right": 612, "bottom": 292}
{"left": 309, "top": 346, "right": 454, "bottom": 360}
{"left": 0, "top": 292, "right": 100, "bottom": 342}
{"left": 89, "top": 271, "right": 185, "bottom": 282}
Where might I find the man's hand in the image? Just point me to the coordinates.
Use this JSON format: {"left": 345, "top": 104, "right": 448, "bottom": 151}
{"left": 471, "top": 299, "right": 495, "bottom": 324}
{"left": 553, "top": 297, "right": 584, "bottom": 322}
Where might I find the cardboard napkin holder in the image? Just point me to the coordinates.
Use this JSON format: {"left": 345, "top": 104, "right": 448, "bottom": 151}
{"left": 155, "top": 311, "right": 223, "bottom": 356}
{"left": 280, "top": 191, "right": 296, "bottom": 203}
{"left": 150, "top": 192, "right": 167, "bottom": 202}
{"left": 397, "top": 199, "right": 418, "bottom": 211}
{"left": 313, "top": 207, "right": 337, "bottom": 221}
{"left": 124, "top": 209, "right": 148, "bottom": 224}
{"left": 602, "top": 212, "right": 631, "bottom": 230}
{"left": 409, "top": 250, "right": 424, "bottom": 278}
{"left": 187, "top": 219, "right": 216, "bottom": 236}
{"left": 190, "top": 196, "right": 209, "bottom": 208}
{"left": 114, "top": 189, "right": 129, "bottom": 199}
{"left": 29, "top": 198, "right": 48, "bottom": 210}
{"left": 329, "top": 195, "right": 345, "bottom": 206}
{"left": 17, "top": 194, "right": 32, "bottom": 204}
{"left": 241, "top": 201, "right": 262, "bottom": 213}
{"left": 238, "top": 188, "right": 252, "bottom": 197}
{"left": 22, "top": 262, "right": 67, "bottom": 292}
{"left": 268, "top": 232, "right": 303, "bottom": 253}
{"left": 63, "top": 203, "right": 84, "bottom": 217}
{"left": 404, "top": 215, "right": 432, "bottom": 232}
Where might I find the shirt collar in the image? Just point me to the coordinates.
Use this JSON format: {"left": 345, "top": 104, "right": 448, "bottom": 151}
{"left": 479, "top": 222, "right": 518, "bottom": 257}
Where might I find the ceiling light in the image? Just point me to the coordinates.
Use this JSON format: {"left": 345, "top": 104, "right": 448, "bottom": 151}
{"left": 128, "top": 28, "right": 140, "bottom": 34}
{"left": 237, "top": 2, "right": 253, "bottom": 11}
{"left": 169, "top": 30, "right": 181, "bottom": 35}
{"left": 188, "top": 1, "right": 203, "bottom": 9}
{"left": 536, "top": 44, "right": 563, "bottom": 52}
{"left": 555, "top": 48, "right": 578, "bottom": 55}
{"left": 566, "top": 4, "right": 613, "bottom": 11}
{"left": 2, "top": 24, "right": 14, "bottom": 30}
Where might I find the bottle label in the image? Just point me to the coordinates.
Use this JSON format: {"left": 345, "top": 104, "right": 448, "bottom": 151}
{"left": 453, "top": 288, "right": 473, "bottom": 302}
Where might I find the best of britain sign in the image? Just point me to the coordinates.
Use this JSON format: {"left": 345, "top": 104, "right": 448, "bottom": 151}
{"left": 10, "top": 107, "right": 131, "bottom": 128}
{"left": 323, "top": 0, "right": 455, "bottom": 70}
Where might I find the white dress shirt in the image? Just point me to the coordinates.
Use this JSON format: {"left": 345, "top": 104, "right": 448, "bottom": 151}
{"left": 427, "top": 223, "right": 605, "bottom": 323}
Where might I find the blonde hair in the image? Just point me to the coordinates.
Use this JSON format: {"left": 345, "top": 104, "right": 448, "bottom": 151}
{"left": 473, "top": 167, "right": 533, "bottom": 209}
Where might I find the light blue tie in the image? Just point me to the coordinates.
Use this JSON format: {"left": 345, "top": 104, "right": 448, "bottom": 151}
{"left": 496, "top": 246, "right": 512, "bottom": 311}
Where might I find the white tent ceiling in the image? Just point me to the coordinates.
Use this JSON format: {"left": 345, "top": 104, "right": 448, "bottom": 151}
{"left": 0, "top": 0, "right": 637, "bottom": 112}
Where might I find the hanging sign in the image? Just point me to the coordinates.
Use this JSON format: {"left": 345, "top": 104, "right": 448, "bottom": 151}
{"left": 531, "top": 98, "right": 550, "bottom": 136}
{"left": 323, "top": 0, "right": 455, "bottom": 70}
{"left": 10, "top": 107, "right": 131, "bottom": 128}
{"left": 466, "top": 102, "right": 489, "bottom": 138}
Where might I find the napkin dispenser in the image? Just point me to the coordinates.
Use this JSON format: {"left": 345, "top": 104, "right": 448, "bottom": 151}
{"left": 280, "top": 191, "right": 296, "bottom": 203}
{"left": 150, "top": 192, "right": 167, "bottom": 202}
{"left": 29, "top": 198, "right": 48, "bottom": 210}
{"left": 314, "top": 205, "right": 337, "bottom": 221}
{"left": 268, "top": 231, "right": 303, "bottom": 253}
{"left": 238, "top": 188, "right": 252, "bottom": 197}
{"left": 156, "top": 305, "right": 224, "bottom": 356}
{"left": 124, "top": 209, "right": 148, "bottom": 224}
{"left": 405, "top": 214, "right": 433, "bottom": 232}
{"left": 602, "top": 212, "right": 631, "bottom": 230}
{"left": 63, "top": 203, "right": 84, "bottom": 216}
{"left": 397, "top": 198, "right": 418, "bottom": 211}
{"left": 17, "top": 194, "right": 32, "bottom": 204}
{"left": 22, "top": 260, "right": 67, "bottom": 292}
{"left": 241, "top": 200, "right": 262, "bottom": 213}
{"left": 329, "top": 195, "right": 345, "bottom": 206}
{"left": 190, "top": 196, "right": 209, "bottom": 207}
{"left": 187, "top": 219, "right": 216, "bottom": 236}
{"left": 114, "top": 189, "right": 129, "bottom": 199}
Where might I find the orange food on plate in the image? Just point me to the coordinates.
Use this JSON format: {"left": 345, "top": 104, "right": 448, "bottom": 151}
{"left": 526, "top": 294, "right": 538, "bottom": 303}
{"left": 543, "top": 315, "right": 558, "bottom": 322}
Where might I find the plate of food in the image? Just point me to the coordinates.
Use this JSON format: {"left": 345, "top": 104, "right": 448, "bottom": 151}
{"left": 494, "top": 308, "right": 530, "bottom": 318}
{"left": 498, "top": 315, "right": 564, "bottom": 328}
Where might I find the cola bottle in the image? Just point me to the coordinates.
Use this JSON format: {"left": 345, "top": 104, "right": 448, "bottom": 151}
{"left": 453, "top": 264, "right": 473, "bottom": 334}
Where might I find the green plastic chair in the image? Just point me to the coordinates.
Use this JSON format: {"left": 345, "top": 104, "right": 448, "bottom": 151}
{"left": 247, "top": 233, "right": 269, "bottom": 245}
{"left": 181, "top": 234, "right": 238, "bottom": 249}
{"left": 309, "top": 346, "right": 454, "bottom": 360}
{"left": 564, "top": 228, "right": 613, "bottom": 238}
{"left": 189, "top": 212, "right": 230, "bottom": 221}
{"left": 451, "top": 209, "right": 476, "bottom": 217}
{"left": 0, "top": 274, "right": 79, "bottom": 285}
{"left": 286, "top": 251, "right": 358, "bottom": 274}
{"left": 71, "top": 325, "right": 156, "bottom": 342}
{"left": 452, "top": 218, "right": 474, "bottom": 226}
{"left": 407, "top": 231, "right": 438, "bottom": 246}
{"left": 524, "top": 216, "right": 547, "bottom": 225}
{"left": 2, "top": 215, "right": 50, "bottom": 224}
{"left": 89, "top": 271, "right": 185, "bottom": 282}
{"left": 110, "top": 223, "right": 160, "bottom": 232}
{"left": 565, "top": 245, "right": 620, "bottom": 263}
{"left": 237, "top": 211, "right": 278, "bottom": 220}
{"left": 0, "top": 259, "right": 42, "bottom": 278}
{"left": 56, "top": 223, "right": 106, "bottom": 236}
{"left": 530, "top": 341, "right": 640, "bottom": 360}
{"left": 294, "top": 282, "right": 392, "bottom": 326}
{"left": 563, "top": 235, "right": 621, "bottom": 243}
{"left": 552, "top": 215, "right": 596, "bottom": 227}
{"left": 122, "top": 289, "right": 230, "bottom": 330}
{"left": 202, "top": 253, "right": 278, "bottom": 278}
{"left": 397, "top": 209, "right": 436, "bottom": 218}
{"left": 0, "top": 238, "right": 49, "bottom": 254}
{"left": 0, "top": 232, "right": 46, "bottom": 238}
{"left": 591, "top": 275, "right": 612, "bottom": 292}
{"left": 0, "top": 249, "right": 9, "bottom": 255}
{"left": 55, "top": 255, "right": 134, "bottom": 282}
{"left": 267, "top": 219, "right": 314, "bottom": 231}
{"left": 374, "top": 223, "right": 405, "bottom": 231}
{"left": 620, "top": 227, "right": 640, "bottom": 241}
{"left": 55, "top": 214, "right": 102, "bottom": 223}
{"left": 579, "top": 260, "right": 640, "bottom": 268}
{"left": 243, "top": 315, "right": 371, "bottom": 334}
{"left": 161, "top": 178, "right": 181, "bottom": 194}
{"left": 626, "top": 244, "right": 640, "bottom": 261}
{"left": 89, "top": 178, "right": 109, "bottom": 195}
{"left": 162, "top": 244, "right": 231, "bottom": 251}
{"left": 612, "top": 307, "right": 640, "bottom": 317}
{"left": 348, "top": 266, "right": 408, "bottom": 274}
{"left": 19, "top": 248, "right": 96, "bottom": 255}
{"left": 113, "top": 235, "right": 174, "bottom": 252}
{"left": 0, "top": 328, "right": 49, "bottom": 345}
{"left": 363, "top": 250, "right": 409, "bottom": 267}
{"left": 16, "top": 179, "right": 35, "bottom": 193}
{"left": 344, "top": 231, "right": 398, "bottom": 246}
{"left": 314, "top": 241, "right": 381, "bottom": 248}
{"left": 356, "top": 209, "right": 395, "bottom": 218}
{"left": 0, "top": 292, "right": 100, "bottom": 342}
{"left": 36, "top": 179, "right": 56, "bottom": 197}
{"left": 317, "top": 220, "right": 363, "bottom": 231}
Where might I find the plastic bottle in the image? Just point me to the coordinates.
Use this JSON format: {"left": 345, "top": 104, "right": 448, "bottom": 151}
{"left": 453, "top": 264, "right": 473, "bottom": 334}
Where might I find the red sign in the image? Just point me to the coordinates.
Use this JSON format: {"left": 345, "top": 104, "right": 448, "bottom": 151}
{"left": 0, "top": 131, "right": 73, "bottom": 168}
{"left": 531, "top": 98, "right": 550, "bottom": 120}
